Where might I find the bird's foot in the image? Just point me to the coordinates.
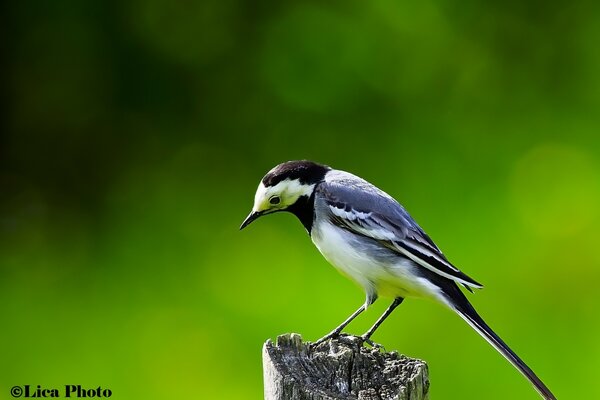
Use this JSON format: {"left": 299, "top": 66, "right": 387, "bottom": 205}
{"left": 360, "top": 335, "right": 386, "bottom": 351}
{"left": 314, "top": 330, "right": 344, "bottom": 346}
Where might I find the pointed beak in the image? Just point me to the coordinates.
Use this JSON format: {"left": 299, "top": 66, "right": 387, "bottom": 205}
{"left": 239, "top": 210, "right": 264, "bottom": 230}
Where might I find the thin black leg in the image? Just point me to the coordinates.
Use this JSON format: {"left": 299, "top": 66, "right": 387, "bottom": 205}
{"left": 361, "top": 297, "right": 404, "bottom": 342}
{"left": 315, "top": 304, "right": 366, "bottom": 344}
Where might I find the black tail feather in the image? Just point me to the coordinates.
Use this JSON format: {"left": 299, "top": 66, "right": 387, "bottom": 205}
{"left": 447, "top": 287, "right": 556, "bottom": 400}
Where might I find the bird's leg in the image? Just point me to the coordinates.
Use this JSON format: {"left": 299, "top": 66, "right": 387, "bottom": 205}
{"left": 361, "top": 297, "right": 404, "bottom": 348}
{"left": 315, "top": 304, "right": 366, "bottom": 345}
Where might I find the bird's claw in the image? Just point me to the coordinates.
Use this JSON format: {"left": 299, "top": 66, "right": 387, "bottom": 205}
{"left": 314, "top": 330, "right": 343, "bottom": 346}
{"left": 314, "top": 331, "right": 385, "bottom": 351}
{"left": 361, "top": 335, "right": 385, "bottom": 351}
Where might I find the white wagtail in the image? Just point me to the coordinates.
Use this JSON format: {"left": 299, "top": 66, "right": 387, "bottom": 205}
{"left": 240, "top": 160, "right": 555, "bottom": 400}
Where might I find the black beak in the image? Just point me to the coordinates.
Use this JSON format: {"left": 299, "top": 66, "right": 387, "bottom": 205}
{"left": 240, "top": 211, "right": 264, "bottom": 230}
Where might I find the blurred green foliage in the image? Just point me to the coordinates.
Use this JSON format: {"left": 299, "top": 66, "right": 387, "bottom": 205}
{"left": 2, "top": 1, "right": 600, "bottom": 399}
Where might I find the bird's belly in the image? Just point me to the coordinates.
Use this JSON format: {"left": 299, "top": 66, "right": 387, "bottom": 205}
{"left": 312, "top": 222, "right": 437, "bottom": 300}
{"left": 312, "top": 222, "right": 381, "bottom": 291}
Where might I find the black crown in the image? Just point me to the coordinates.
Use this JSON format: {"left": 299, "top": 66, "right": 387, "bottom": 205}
{"left": 262, "top": 160, "right": 330, "bottom": 187}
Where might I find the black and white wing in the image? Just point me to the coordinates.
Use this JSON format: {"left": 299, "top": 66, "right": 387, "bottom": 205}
{"left": 317, "top": 173, "right": 483, "bottom": 289}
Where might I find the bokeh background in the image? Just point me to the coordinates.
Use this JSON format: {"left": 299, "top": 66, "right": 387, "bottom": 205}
{"left": 2, "top": 1, "right": 600, "bottom": 399}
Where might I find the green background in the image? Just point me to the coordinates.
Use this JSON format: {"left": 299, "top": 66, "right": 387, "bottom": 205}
{"left": 2, "top": 1, "right": 599, "bottom": 399}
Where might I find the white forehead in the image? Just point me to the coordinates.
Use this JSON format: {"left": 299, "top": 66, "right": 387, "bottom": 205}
{"left": 253, "top": 179, "right": 315, "bottom": 208}
{"left": 253, "top": 182, "right": 271, "bottom": 205}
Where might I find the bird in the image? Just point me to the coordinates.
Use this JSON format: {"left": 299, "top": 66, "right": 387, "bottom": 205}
{"left": 240, "top": 160, "right": 556, "bottom": 400}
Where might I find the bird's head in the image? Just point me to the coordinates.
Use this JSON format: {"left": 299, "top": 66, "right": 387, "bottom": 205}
{"left": 240, "top": 160, "right": 330, "bottom": 230}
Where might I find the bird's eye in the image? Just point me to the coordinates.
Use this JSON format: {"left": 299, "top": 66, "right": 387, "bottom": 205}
{"left": 269, "top": 196, "right": 280, "bottom": 205}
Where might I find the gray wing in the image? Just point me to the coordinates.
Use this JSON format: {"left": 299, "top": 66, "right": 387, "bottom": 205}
{"left": 317, "top": 174, "right": 483, "bottom": 289}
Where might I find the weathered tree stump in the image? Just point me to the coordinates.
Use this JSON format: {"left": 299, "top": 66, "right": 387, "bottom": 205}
{"left": 263, "top": 333, "right": 429, "bottom": 400}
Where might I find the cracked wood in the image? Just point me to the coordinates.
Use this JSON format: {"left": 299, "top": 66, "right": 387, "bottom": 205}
{"left": 263, "top": 333, "right": 429, "bottom": 400}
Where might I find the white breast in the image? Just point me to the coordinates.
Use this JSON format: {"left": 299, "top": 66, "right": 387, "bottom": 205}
{"left": 312, "top": 220, "right": 379, "bottom": 293}
{"left": 311, "top": 219, "right": 445, "bottom": 303}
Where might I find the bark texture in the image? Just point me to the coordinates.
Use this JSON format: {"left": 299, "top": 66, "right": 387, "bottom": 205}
{"left": 263, "top": 333, "right": 429, "bottom": 400}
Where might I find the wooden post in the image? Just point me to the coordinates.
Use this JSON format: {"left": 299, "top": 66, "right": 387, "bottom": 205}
{"left": 263, "top": 333, "right": 429, "bottom": 400}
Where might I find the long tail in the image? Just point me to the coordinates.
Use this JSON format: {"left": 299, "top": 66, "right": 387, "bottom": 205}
{"left": 447, "top": 288, "right": 556, "bottom": 400}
